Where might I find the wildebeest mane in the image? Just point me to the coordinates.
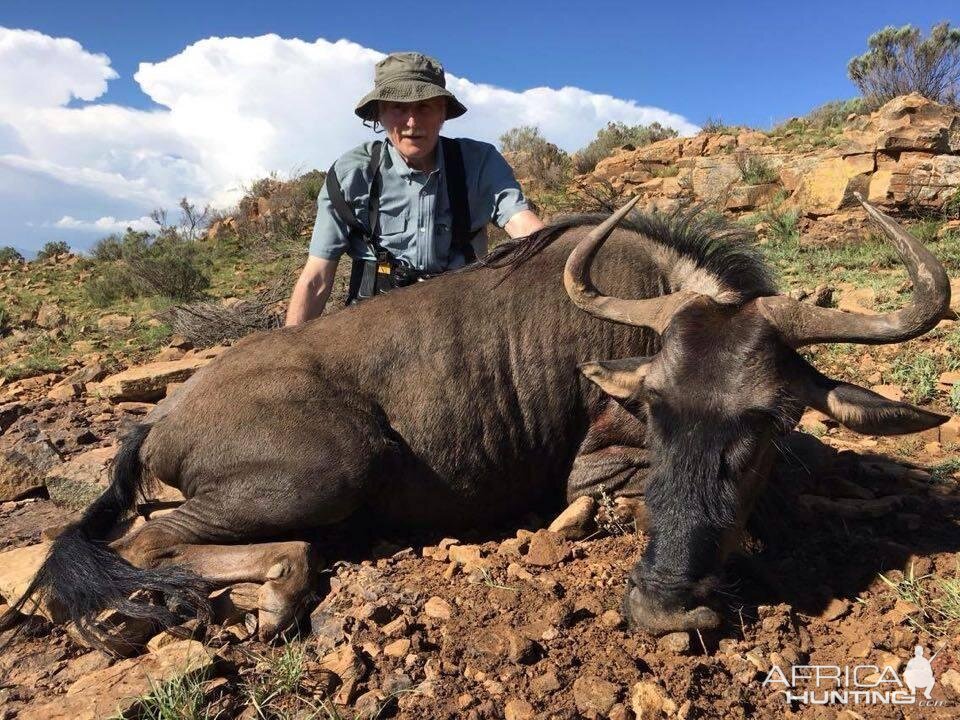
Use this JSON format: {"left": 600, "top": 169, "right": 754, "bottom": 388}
{"left": 479, "top": 206, "right": 778, "bottom": 302}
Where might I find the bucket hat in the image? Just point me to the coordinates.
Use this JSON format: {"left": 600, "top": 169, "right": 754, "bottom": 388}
{"left": 354, "top": 52, "right": 467, "bottom": 122}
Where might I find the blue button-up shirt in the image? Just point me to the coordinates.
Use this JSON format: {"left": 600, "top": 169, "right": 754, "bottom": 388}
{"left": 309, "top": 138, "right": 530, "bottom": 272}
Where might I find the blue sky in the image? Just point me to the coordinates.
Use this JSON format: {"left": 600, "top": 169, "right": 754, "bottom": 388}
{"left": 0, "top": 1, "right": 956, "bottom": 252}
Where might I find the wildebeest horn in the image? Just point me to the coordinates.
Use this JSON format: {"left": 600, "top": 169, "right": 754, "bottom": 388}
{"left": 756, "top": 193, "right": 951, "bottom": 347}
{"left": 564, "top": 197, "right": 698, "bottom": 333}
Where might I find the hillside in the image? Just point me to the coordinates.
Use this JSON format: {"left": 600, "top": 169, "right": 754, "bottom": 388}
{"left": 0, "top": 94, "right": 959, "bottom": 719}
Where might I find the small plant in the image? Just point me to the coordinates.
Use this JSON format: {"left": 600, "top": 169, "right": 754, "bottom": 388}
{"left": 35, "top": 240, "right": 70, "bottom": 260}
{"left": 879, "top": 561, "right": 960, "bottom": 638}
{"left": 765, "top": 208, "right": 800, "bottom": 245}
{"left": 499, "top": 125, "right": 571, "bottom": 191}
{"left": 0, "top": 246, "right": 24, "bottom": 264}
{"left": 700, "top": 117, "right": 738, "bottom": 134}
{"left": 735, "top": 152, "right": 777, "bottom": 185}
{"left": 650, "top": 164, "right": 680, "bottom": 178}
{"left": 572, "top": 121, "right": 678, "bottom": 174}
{"left": 950, "top": 383, "right": 960, "bottom": 414}
{"left": 848, "top": 22, "right": 960, "bottom": 105}
{"left": 116, "top": 671, "right": 210, "bottom": 720}
{"left": 909, "top": 219, "right": 943, "bottom": 244}
{"left": 890, "top": 352, "right": 939, "bottom": 404}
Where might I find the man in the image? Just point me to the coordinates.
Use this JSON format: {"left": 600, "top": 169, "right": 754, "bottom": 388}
{"left": 285, "top": 52, "right": 544, "bottom": 325}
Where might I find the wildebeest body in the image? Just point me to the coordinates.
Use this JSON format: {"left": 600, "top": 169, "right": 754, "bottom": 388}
{"left": 143, "top": 229, "right": 661, "bottom": 533}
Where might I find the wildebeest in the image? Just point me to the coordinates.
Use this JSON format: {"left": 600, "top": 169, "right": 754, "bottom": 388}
{"left": 6, "top": 194, "right": 951, "bottom": 646}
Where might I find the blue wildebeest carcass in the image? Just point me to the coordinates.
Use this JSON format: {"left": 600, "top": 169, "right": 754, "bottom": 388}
{"left": 6, "top": 194, "right": 951, "bottom": 646}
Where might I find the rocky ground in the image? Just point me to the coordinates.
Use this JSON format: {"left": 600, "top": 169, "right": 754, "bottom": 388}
{"left": 0, "top": 295, "right": 959, "bottom": 719}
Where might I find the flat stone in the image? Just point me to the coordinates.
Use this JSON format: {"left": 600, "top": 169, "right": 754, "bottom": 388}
{"left": 0, "top": 542, "right": 57, "bottom": 619}
{"left": 96, "top": 313, "right": 133, "bottom": 331}
{"left": 94, "top": 356, "right": 213, "bottom": 402}
{"left": 18, "top": 639, "right": 217, "bottom": 720}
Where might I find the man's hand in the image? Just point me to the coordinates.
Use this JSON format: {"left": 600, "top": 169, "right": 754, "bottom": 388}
{"left": 285, "top": 256, "right": 339, "bottom": 326}
{"left": 504, "top": 209, "right": 546, "bottom": 239}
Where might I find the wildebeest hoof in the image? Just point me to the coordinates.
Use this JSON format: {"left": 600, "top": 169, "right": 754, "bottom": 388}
{"left": 622, "top": 585, "right": 720, "bottom": 635}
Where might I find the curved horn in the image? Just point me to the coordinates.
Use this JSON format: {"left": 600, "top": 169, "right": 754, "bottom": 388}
{"left": 563, "top": 197, "right": 698, "bottom": 333}
{"left": 756, "top": 193, "right": 951, "bottom": 347}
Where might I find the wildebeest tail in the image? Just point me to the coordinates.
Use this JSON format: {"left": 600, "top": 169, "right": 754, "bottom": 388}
{"left": 0, "top": 423, "right": 208, "bottom": 651}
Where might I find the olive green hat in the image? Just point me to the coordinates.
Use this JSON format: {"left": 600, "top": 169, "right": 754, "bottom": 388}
{"left": 354, "top": 52, "right": 467, "bottom": 122}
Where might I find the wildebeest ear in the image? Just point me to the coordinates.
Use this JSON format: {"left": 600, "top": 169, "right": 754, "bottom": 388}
{"left": 579, "top": 357, "right": 653, "bottom": 401}
{"left": 802, "top": 376, "right": 948, "bottom": 436}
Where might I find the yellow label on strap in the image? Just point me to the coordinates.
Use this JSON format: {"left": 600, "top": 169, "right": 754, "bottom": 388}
{"left": 377, "top": 263, "right": 392, "bottom": 274}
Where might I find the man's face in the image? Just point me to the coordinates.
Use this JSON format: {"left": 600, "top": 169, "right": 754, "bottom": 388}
{"left": 379, "top": 98, "right": 446, "bottom": 164}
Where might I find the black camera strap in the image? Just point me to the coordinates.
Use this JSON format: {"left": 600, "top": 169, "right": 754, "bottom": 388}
{"left": 326, "top": 137, "right": 479, "bottom": 303}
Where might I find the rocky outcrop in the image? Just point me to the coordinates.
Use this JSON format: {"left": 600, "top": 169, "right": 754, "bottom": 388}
{"left": 576, "top": 94, "right": 960, "bottom": 222}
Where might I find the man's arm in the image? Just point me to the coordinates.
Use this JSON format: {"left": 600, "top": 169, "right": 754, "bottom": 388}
{"left": 285, "top": 256, "right": 339, "bottom": 326}
{"left": 504, "top": 209, "right": 545, "bottom": 238}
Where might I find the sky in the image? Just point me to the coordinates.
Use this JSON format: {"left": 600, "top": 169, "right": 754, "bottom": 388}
{"left": 0, "top": 0, "right": 955, "bottom": 254}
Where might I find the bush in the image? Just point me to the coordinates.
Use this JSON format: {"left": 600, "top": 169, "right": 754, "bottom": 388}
{"left": 573, "top": 121, "right": 678, "bottom": 174}
{"left": 85, "top": 233, "right": 211, "bottom": 306}
{"left": 700, "top": 117, "right": 739, "bottom": 134}
{"left": 848, "top": 22, "right": 960, "bottom": 105}
{"left": 35, "top": 240, "right": 70, "bottom": 260}
{"left": 89, "top": 229, "right": 151, "bottom": 263}
{"left": 0, "top": 246, "right": 24, "bottom": 264}
{"left": 735, "top": 152, "right": 778, "bottom": 185}
{"left": 498, "top": 126, "right": 571, "bottom": 191}
{"left": 803, "top": 98, "right": 872, "bottom": 130}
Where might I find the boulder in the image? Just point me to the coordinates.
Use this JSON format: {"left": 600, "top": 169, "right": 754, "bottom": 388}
{"left": 724, "top": 181, "right": 781, "bottom": 211}
{"left": 0, "top": 542, "right": 59, "bottom": 620}
{"left": 45, "top": 445, "right": 116, "bottom": 488}
{"left": 96, "top": 313, "right": 133, "bottom": 331}
{"left": 689, "top": 156, "right": 741, "bottom": 201}
{"left": 35, "top": 303, "right": 65, "bottom": 329}
{"left": 790, "top": 153, "right": 875, "bottom": 216}
{"left": 18, "top": 640, "right": 217, "bottom": 720}
{"left": 94, "top": 355, "right": 213, "bottom": 402}
{"left": 843, "top": 93, "right": 960, "bottom": 155}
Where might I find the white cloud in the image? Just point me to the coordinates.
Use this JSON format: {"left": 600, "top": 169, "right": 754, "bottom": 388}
{"left": 0, "top": 27, "right": 117, "bottom": 112}
{"left": 0, "top": 28, "right": 700, "bottom": 250}
{"left": 54, "top": 215, "right": 158, "bottom": 233}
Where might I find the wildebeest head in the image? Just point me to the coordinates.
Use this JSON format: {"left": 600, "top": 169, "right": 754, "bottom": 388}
{"left": 565, "top": 195, "right": 952, "bottom": 634}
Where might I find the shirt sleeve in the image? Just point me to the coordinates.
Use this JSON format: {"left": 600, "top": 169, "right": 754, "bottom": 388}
{"left": 478, "top": 145, "right": 531, "bottom": 228}
{"left": 307, "top": 171, "right": 351, "bottom": 261}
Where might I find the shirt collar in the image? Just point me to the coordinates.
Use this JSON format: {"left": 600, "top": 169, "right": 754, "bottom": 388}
{"left": 385, "top": 138, "right": 444, "bottom": 180}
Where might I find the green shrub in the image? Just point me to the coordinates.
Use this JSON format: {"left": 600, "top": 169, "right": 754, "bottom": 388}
{"left": 950, "top": 384, "right": 960, "bottom": 414}
{"left": 35, "top": 240, "right": 70, "bottom": 260}
{"left": 700, "top": 117, "right": 739, "bottom": 134}
{"left": 573, "top": 121, "right": 678, "bottom": 174}
{"left": 766, "top": 208, "right": 801, "bottom": 244}
{"left": 85, "top": 264, "right": 144, "bottom": 307}
{"left": 0, "top": 246, "right": 24, "bottom": 264}
{"left": 85, "top": 232, "right": 211, "bottom": 306}
{"left": 848, "top": 22, "right": 960, "bottom": 105}
{"left": 890, "top": 352, "right": 939, "bottom": 404}
{"left": 804, "top": 98, "right": 873, "bottom": 129}
{"left": 735, "top": 152, "right": 778, "bottom": 185}
{"left": 90, "top": 229, "right": 151, "bottom": 263}
{"left": 499, "top": 126, "right": 571, "bottom": 191}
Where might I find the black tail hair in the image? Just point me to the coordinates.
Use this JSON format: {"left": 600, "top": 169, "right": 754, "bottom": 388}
{"left": 0, "top": 423, "right": 208, "bottom": 652}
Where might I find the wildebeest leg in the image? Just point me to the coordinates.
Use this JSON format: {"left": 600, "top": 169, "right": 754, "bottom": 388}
{"left": 568, "top": 399, "right": 649, "bottom": 504}
{"left": 110, "top": 501, "right": 319, "bottom": 639}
